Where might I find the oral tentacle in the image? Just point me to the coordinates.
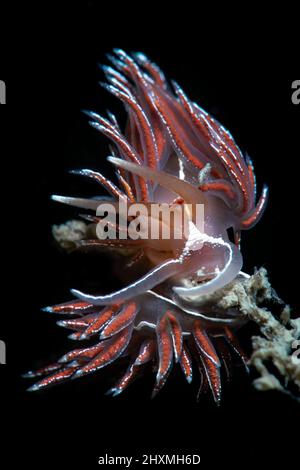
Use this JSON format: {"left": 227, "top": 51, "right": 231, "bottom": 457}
{"left": 107, "top": 156, "right": 206, "bottom": 204}
{"left": 70, "top": 257, "right": 185, "bottom": 306}
{"left": 173, "top": 239, "right": 243, "bottom": 299}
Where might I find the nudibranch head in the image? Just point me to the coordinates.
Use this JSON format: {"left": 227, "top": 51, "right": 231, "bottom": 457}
{"left": 26, "top": 50, "right": 267, "bottom": 403}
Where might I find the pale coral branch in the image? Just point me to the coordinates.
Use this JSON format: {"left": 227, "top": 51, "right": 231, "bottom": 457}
{"left": 217, "top": 268, "right": 300, "bottom": 400}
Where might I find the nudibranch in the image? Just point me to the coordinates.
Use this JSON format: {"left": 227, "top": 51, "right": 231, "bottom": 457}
{"left": 26, "top": 50, "right": 268, "bottom": 403}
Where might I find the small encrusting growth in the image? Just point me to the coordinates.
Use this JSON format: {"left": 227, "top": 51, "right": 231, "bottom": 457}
{"left": 52, "top": 220, "right": 88, "bottom": 252}
{"left": 216, "top": 268, "right": 300, "bottom": 400}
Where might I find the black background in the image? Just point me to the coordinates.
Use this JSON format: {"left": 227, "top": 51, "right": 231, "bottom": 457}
{"left": 1, "top": 2, "right": 299, "bottom": 468}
